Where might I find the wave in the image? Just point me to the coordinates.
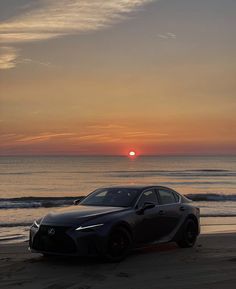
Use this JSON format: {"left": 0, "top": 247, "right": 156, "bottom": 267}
{"left": 0, "top": 194, "right": 236, "bottom": 210}
{"left": 1, "top": 169, "right": 235, "bottom": 177}
{"left": 200, "top": 214, "right": 236, "bottom": 217}
{"left": 0, "top": 222, "right": 32, "bottom": 227}
{"left": 0, "top": 234, "right": 28, "bottom": 243}
{"left": 0, "top": 196, "right": 82, "bottom": 209}
{"left": 1, "top": 214, "right": 236, "bottom": 229}
{"left": 109, "top": 170, "right": 236, "bottom": 178}
{"left": 186, "top": 193, "right": 236, "bottom": 202}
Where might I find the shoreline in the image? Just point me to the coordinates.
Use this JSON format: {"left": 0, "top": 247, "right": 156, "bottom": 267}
{"left": 1, "top": 215, "right": 236, "bottom": 245}
{"left": 0, "top": 232, "right": 236, "bottom": 289}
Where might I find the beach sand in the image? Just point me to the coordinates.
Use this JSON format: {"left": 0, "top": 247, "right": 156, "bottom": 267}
{"left": 0, "top": 228, "right": 236, "bottom": 289}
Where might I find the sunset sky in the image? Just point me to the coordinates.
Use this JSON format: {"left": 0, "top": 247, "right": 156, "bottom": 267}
{"left": 0, "top": 0, "right": 235, "bottom": 156}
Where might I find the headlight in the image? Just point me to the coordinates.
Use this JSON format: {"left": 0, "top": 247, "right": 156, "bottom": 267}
{"left": 75, "top": 223, "right": 104, "bottom": 231}
{"left": 32, "top": 219, "right": 41, "bottom": 229}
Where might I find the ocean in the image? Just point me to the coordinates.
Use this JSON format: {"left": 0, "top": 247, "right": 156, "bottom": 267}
{"left": 0, "top": 155, "right": 236, "bottom": 243}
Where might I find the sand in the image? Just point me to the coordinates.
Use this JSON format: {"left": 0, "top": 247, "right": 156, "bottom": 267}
{"left": 0, "top": 230, "right": 236, "bottom": 289}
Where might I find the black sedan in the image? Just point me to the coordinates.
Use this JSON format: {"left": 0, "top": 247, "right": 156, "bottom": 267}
{"left": 29, "top": 186, "right": 200, "bottom": 261}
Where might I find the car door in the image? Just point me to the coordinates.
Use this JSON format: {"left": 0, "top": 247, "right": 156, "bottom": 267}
{"left": 134, "top": 189, "right": 161, "bottom": 244}
{"left": 156, "top": 188, "right": 183, "bottom": 238}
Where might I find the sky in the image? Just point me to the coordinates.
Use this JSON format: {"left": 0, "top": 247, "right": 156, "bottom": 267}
{"left": 0, "top": 0, "right": 235, "bottom": 156}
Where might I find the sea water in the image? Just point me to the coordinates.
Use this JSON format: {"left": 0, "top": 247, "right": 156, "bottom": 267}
{"left": 0, "top": 155, "right": 236, "bottom": 242}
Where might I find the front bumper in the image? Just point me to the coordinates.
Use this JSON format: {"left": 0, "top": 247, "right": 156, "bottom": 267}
{"left": 29, "top": 224, "right": 107, "bottom": 257}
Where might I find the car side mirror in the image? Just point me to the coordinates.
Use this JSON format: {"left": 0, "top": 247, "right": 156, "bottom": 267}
{"left": 73, "top": 197, "right": 85, "bottom": 205}
{"left": 136, "top": 202, "right": 155, "bottom": 214}
{"left": 143, "top": 202, "right": 156, "bottom": 210}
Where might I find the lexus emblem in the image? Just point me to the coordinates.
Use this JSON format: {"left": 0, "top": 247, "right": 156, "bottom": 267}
{"left": 48, "top": 228, "right": 55, "bottom": 236}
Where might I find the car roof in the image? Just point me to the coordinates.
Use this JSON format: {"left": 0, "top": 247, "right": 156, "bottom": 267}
{"left": 100, "top": 185, "right": 177, "bottom": 191}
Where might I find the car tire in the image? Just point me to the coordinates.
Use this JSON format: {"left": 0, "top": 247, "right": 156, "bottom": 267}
{"left": 177, "top": 219, "right": 198, "bottom": 248}
{"left": 106, "top": 227, "right": 132, "bottom": 262}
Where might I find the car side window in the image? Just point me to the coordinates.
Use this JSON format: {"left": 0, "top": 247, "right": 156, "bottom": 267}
{"left": 88, "top": 189, "right": 109, "bottom": 204}
{"left": 138, "top": 190, "right": 158, "bottom": 208}
{"left": 172, "top": 191, "right": 180, "bottom": 202}
{"left": 158, "top": 189, "right": 177, "bottom": 205}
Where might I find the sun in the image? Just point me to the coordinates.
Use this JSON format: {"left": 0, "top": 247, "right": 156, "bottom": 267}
{"left": 128, "top": 150, "right": 136, "bottom": 158}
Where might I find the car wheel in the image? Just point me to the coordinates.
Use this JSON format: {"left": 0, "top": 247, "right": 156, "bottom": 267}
{"left": 177, "top": 219, "right": 198, "bottom": 248}
{"left": 106, "top": 227, "right": 132, "bottom": 262}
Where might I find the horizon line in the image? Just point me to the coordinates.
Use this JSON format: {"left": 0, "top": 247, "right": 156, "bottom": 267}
{"left": 0, "top": 154, "right": 236, "bottom": 157}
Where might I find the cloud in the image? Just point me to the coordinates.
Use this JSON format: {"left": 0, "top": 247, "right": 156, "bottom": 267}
{"left": 0, "top": 0, "right": 154, "bottom": 44}
{"left": 157, "top": 32, "right": 177, "bottom": 40}
{"left": 0, "top": 46, "right": 18, "bottom": 69}
{"left": 79, "top": 135, "right": 122, "bottom": 143}
{"left": 71, "top": 130, "right": 168, "bottom": 143}
{"left": 0, "top": 49, "right": 55, "bottom": 70}
{"left": 19, "top": 58, "right": 54, "bottom": 67}
{"left": 16, "top": 132, "right": 76, "bottom": 143}
{"left": 0, "top": 126, "right": 168, "bottom": 150}
{"left": 88, "top": 124, "right": 125, "bottom": 130}
{"left": 0, "top": 1, "right": 154, "bottom": 69}
{"left": 124, "top": 131, "right": 168, "bottom": 137}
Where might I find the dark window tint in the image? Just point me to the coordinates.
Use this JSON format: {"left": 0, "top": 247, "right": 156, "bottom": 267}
{"left": 172, "top": 192, "right": 180, "bottom": 202}
{"left": 80, "top": 188, "right": 140, "bottom": 207}
{"left": 158, "top": 189, "right": 176, "bottom": 205}
{"left": 138, "top": 190, "right": 158, "bottom": 207}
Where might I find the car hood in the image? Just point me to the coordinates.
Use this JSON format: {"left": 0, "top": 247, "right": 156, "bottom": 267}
{"left": 41, "top": 205, "right": 127, "bottom": 226}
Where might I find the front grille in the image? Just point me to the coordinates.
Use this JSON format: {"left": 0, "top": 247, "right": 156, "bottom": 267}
{"left": 33, "top": 225, "right": 76, "bottom": 254}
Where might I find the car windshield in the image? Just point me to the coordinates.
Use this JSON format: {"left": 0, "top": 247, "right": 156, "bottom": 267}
{"left": 80, "top": 188, "right": 140, "bottom": 207}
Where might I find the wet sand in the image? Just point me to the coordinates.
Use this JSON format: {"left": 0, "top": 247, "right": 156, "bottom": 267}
{"left": 0, "top": 232, "right": 236, "bottom": 289}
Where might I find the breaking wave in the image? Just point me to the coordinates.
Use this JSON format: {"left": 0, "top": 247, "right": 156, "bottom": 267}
{"left": 0, "top": 196, "right": 82, "bottom": 209}
{"left": 186, "top": 193, "right": 236, "bottom": 202}
{"left": 0, "top": 194, "right": 236, "bottom": 210}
